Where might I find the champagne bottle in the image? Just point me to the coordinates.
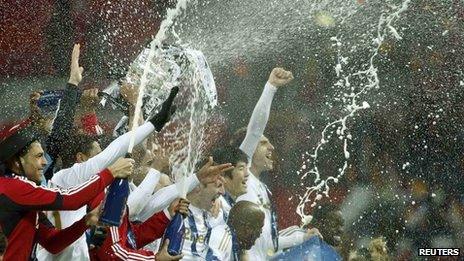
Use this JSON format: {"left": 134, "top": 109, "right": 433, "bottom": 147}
{"left": 99, "top": 178, "right": 129, "bottom": 226}
{"left": 164, "top": 212, "right": 185, "bottom": 255}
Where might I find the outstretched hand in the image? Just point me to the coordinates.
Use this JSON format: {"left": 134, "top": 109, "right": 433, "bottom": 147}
{"left": 68, "top": 44, "right": 84, "bottom": 86}
{"left": 196, "top": 157, "right": 233, "bottom": 185}
{"left": 268, "top": 67, "right": 294, "bottom": 87}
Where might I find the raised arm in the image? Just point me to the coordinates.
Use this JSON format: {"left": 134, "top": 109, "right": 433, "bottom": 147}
{"left": 45, "top": 44, "right": 83, "bottom": 180}
{"left": 51, "top": 121, "right": 155, "bottom": 189}
{"left": 51, "top": 87, "right": 180, "bottom": 189}
{"left": 239, "top": 68, "right": 293, "bottom": 159}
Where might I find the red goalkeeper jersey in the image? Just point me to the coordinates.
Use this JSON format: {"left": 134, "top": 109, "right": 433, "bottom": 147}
{"left": 0, "top": 169, "right": 114, "bottom": 260}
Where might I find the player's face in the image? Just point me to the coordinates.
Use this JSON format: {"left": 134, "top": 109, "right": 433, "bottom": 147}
{"left": 201, "top": 179, "right": 224, "bottom": 209}
{"left": 226, "top": 161, "right": 249, "bottom": 197}
{"left": 252, "top": 136, "right": 274, "bottom": 173}
{"left": 21, "top": 141, "right": 47, "bottom": 184}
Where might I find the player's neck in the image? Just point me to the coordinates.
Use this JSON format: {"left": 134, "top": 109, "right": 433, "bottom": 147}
{"left": 249, "top": 164, "right": 263, "bottom": 179}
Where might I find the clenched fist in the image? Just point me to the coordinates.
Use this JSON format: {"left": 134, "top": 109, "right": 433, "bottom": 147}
{"left": 268, "top": 67, "right": 294, "bottom": 87}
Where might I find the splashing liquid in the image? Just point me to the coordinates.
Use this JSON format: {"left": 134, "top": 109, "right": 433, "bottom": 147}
{"left": 296, "top": 0, "right": 411, "bottom": 226}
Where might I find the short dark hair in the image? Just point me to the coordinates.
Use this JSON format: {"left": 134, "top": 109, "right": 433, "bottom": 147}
{"left": 2, "top": 140, "right": 42, "bottom": 175}
{"left": 16, "top": 140, "right": 40, "bottom": 158}
{"left": 61, "top": 133, "right": 98, "bottom": 168}
{"left": 228, "top": 201, "right": 264, "bottom": 227}
{"left": 211, "top": 145, "right": 248, "bottom": 178}
{"left": 229, "top": 127, "right": 247, "bottom": 149}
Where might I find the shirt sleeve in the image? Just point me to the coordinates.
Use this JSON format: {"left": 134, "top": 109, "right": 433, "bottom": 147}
{"left": 239, "top": 82, "right": 277, "bottom": 160}
{"left": 132, "top": 210, "right": 171, "bottom": 248}
{"left": 277, "top": 226, "right": 306, "bottom": 250}
{"left": 44, "top": 83, "right": 80, "bottom": 180}
{"left": 87, "top": 191, "right": 105, "bottom": 211}
{"left": 51, "top": 121, "right": 155, "bottom": 189}
{"left": 110, "top": 244, "right": 156, "bottom": 260}
{"left": 128, "top": 169, "right": 161, "bottom": 219}
{"left": 102, "top": 225, "right": 158, "bottom": 261}
{"left": 4, "top": 169, "right": 114, "bottom": 211}
{"left": 137, "top": 174, "right": 200, "bottom": 222}
{"left": 36, "top": 212, "right": 88, "bottom": 254}
{"left": 46, "top": 83, "right": 80, "bottom": 160}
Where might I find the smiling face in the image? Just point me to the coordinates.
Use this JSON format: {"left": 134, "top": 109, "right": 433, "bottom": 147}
{"left": 20, "top": 141, "right": 48, "bottom": 184}
{"left": 224, "top": 161, "right": 249, "bottom": 198}
{"left": 251, "top": 136, "right": 275, "bottom": 174}
{"left": 211, "top": 145, "right": 249, "bottom": 198}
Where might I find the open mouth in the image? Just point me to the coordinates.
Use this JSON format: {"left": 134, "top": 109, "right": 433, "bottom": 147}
{"left": 265, "top": 153, "right": 273, "bottom": 164}
{"left": 242, "top": 174, "right": 249, "bottom": 186}
{"left": 212, "top": 193, "right": 221, "bottom": 201}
